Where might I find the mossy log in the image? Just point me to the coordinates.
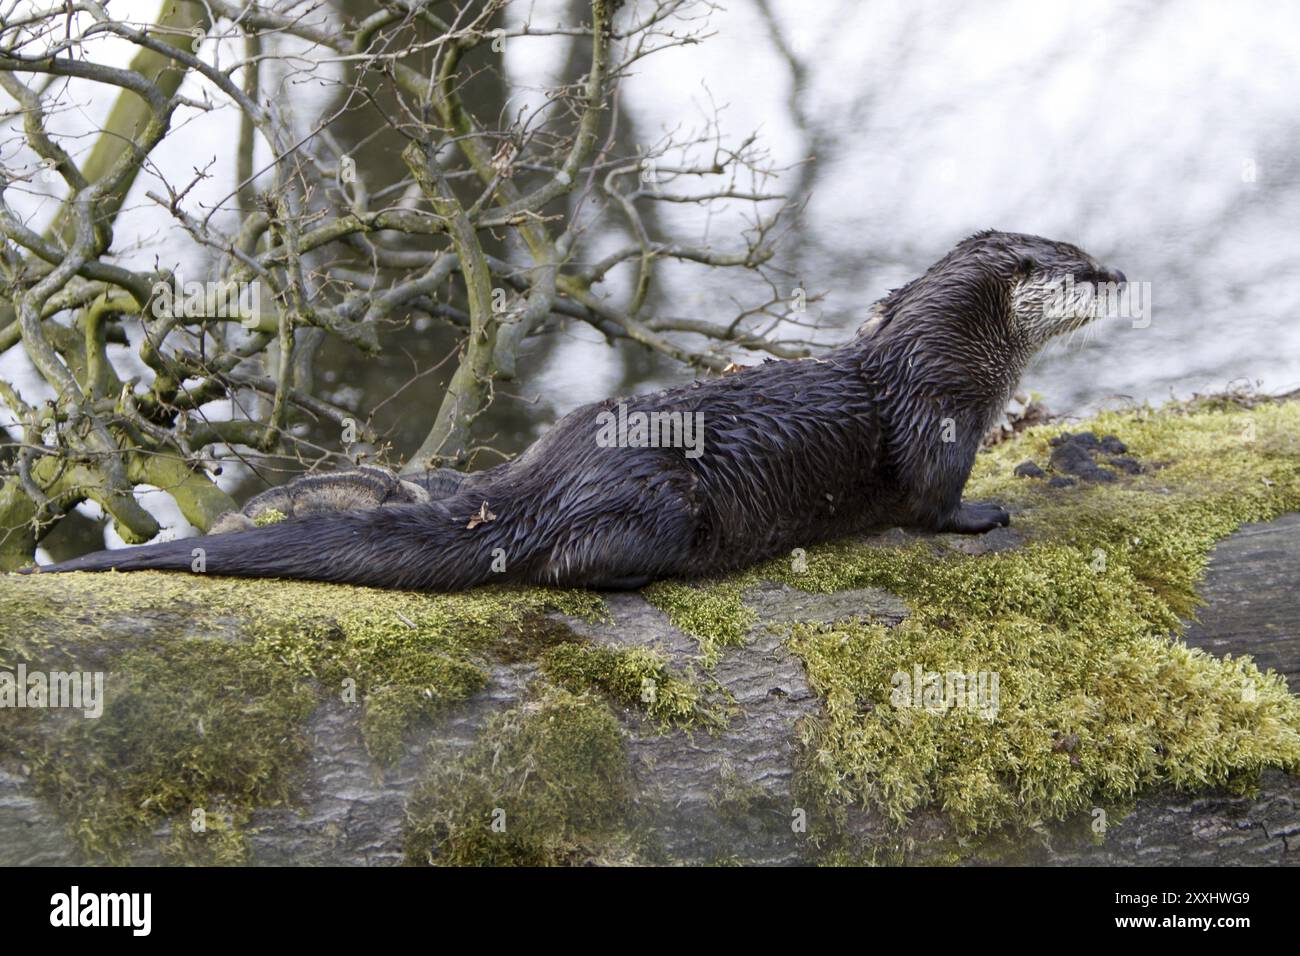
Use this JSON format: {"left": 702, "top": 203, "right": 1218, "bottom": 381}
{"left": 1, "top": 397, "right": 1298, "bottom": 865}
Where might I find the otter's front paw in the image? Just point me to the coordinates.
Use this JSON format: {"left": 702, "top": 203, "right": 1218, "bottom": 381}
{"left": 943, "top": 501, "right": 1011, "bottom": 534}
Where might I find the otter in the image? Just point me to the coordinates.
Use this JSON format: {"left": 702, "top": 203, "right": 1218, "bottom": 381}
{"left": 29, "top": 230, "right": 1126, "bottom": 591}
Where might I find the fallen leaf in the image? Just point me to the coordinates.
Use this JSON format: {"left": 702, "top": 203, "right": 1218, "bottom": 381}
{"left": 466, "top": 501, "right": 497, "bottom": 530}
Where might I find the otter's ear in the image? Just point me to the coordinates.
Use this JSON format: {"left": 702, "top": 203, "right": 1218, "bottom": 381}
{"left": 1016, "top": 256, "right": 1038, "bottom": 277}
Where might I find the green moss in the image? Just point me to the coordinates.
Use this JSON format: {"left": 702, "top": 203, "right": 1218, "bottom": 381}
{"left": 354, "top": 655, "right": 487, "bottom": 766}
{"left": 491, "top": 613, "right": 594, "bottom": 664}
{"left": 539, "top": 641, "right": 727, "bottom": 729}
{"left": 23, "top": 639, "right": 315, "bottom": 863}
{"left": 643, "top": 576, "right": 757, "bottom": 667}
{"left": 252, "top": 508, "right": 287, "bottom": 527}
{"left": 772, "top": 399, "right": 1300, "bottom": 839}
{"left": 404, "top": 687, "right": 636, "bottom": 865}
{"left": 0, "top": 571, "right": 606, "bottom": 859}
{"left": 159, "top": 803, "right": 251, "bottom": 865}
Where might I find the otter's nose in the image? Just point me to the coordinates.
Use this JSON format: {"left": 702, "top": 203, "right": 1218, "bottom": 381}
{"left": 1107, "top": 268, "right": 1127, "bottom": 284}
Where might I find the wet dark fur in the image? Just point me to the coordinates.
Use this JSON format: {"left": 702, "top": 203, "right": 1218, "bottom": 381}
{"left": 31, "top": 231, "right": 1125, "bottom": 591}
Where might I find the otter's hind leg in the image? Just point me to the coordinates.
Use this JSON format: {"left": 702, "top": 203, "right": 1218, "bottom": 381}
{"left": 536, "top": 469, "right": 702, "bottom": 589}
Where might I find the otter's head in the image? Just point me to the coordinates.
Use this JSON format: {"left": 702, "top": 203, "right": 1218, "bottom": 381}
{"left": 954, "top": 230, "right": 1128, "bottom": 347}
{"left": 863, "top": 230, "right": 1127, "bottom": 352}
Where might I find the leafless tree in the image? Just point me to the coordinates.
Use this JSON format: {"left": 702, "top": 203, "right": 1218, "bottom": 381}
{"left": 0, "top": 0, "right": 814, "bottom": 567}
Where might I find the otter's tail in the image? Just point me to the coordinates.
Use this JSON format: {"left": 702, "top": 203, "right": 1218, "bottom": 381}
{"left": 27, "top": 497, "right": 512, "bottom": 591}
